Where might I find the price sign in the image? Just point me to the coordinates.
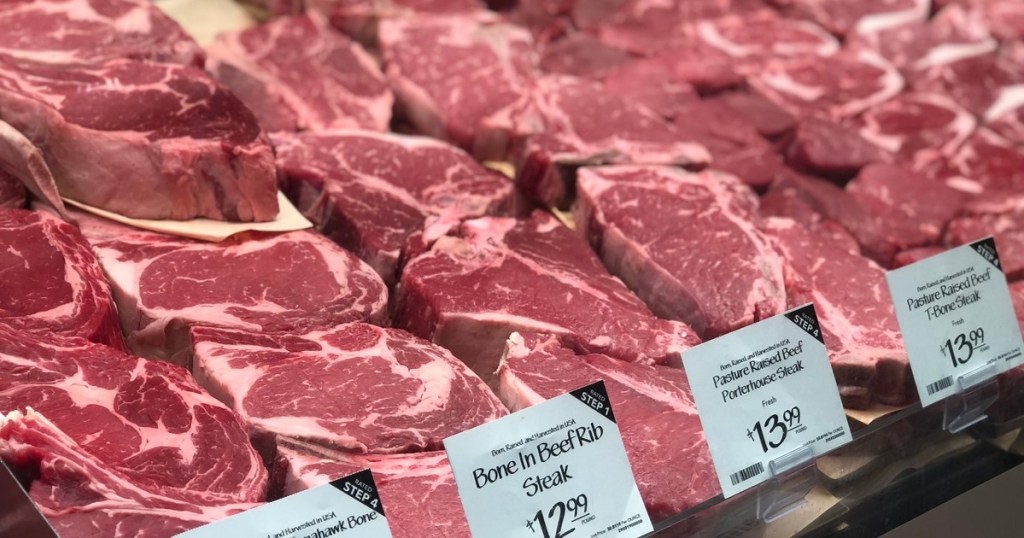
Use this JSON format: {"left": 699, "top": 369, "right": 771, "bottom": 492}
{"left": 176, "top": 469, "right": 391, "bottom": 538}
{"left": 886, "top": 238, "right": 1024, "bottom": 406}
{"left": 444, "top": 382, "right": 652, "bottom": 538}
{"left": 682, "top": 304, "right": 852, "bottom": 498}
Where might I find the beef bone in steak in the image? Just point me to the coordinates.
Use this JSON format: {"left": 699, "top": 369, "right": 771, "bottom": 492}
{"left": 0, "top": 409, "right": 259, "bottom": 538}
{"left": 486, "top": 75, "right": 710, "bottom": 208}
{"left": 206, "top": 14, "right": 392, "bottom": 133}
{"left": 276, "top": 447, "right": 470, "bottom": 538}
{"left": 498, "top": 332, "right": 719, "bottom": 520}
{"left": 70, "top": 209, "right": 388, "bottom": 363}
{"left": 765, "top": 217, "right": 911, "bottom": 408}
{"left": 0, "top": 0, "right": 204, "bottom": 67}
{"left": 274, "top": 130, "right": 516, "bottom": 285}
{"left": 393, "top": 211, "right": 700, "bottom": 386}
{"left": 0, "top": 328, "right": 268, "bottom": 505}
{"left": 574, "top": 166, "right": 786, "bottom": 338}
{"left": 856, "top": 92, "right": 976, "bottom": 164}
{"left": 0, "top": 56, "right": 279, "bottom": 221}
{"left": 769, "top": 0, "right": 930, "bottom": 39}
{"left": 0, "top": 209, "right": 124, "bottom": 349}
{"left": 190, "top": 324, "right": 506, "bottom": 458}
{"left": 378, "top": 13, "right": 536, "bottom": 153}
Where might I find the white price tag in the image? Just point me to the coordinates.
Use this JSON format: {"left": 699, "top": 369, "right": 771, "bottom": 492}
{"left": 176, "top": 469, "right": 392, "bottom": 538}
{"left": 682, "top": 304, "right": 852, "bottom": 498}
{"left": 886, "top": 238, "right": 1024, "bottom": 407}
{"left": 444, "top": 382, "right": 652, "bottom": 538}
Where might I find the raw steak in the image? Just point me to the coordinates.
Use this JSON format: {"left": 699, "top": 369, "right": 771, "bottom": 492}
{"left": 487, "top": 75, "right": 710, "bottom": 208}
{"left": 764, "top": 217, "right": 911, "bottom": 408}
{"left": 786, "top": 117, "right": 890, "bottom": 181}
{"left": 0, "top": 56, "right": 279, "bottom": 221}
{"left": 311, "top": 0, "right": 485, "bottom": 45}
{"left": 276, "top": 447, "right": 470, "bottom": 538}
{"left": 393, "top": 211, "right": 700, "bottom": 386}
{"left": 602, "top": 41, "right": 745, "bottom": 97}
{"left": 770, "top": 0, "right": 930, "bottom": 38}
{"left": 274, "top": 131, "right": 515, "bottom": 284}
{"left": 750, "top": 48, "right": 904, "bottom": 120}
{"left": 0, "top": 0, "right": 203, "bottom": 67}
{"left": 969, "top": 0, "right": 1024, "bottom": 42}
{"left": 857, "top": 92, "right": 976, "bottom": 164}
{"left": 574, "top": 166, "right": 786, "bottom": 338}
{"left": 1, "top": 409, "right": 258, "bottom": 538}
{"left": 694, "top": 10, "right": 839, "bottom": 69}
{"left": 713, "top": 90, "right": 798, "bottom": 139}
{"left": 378, "top": 14, "right": 536, "bottom": 153}
{"left": 71, "top": 210, "right": 388, "bottom": 363}
{"left": 499, "top": 332, "right": 719, "bottom": 520}
{"left": 911, "top": 49, "right": 1024, "bottom": 118}
{"left": 206, "top": 14, "right": 392, "bottom": 133}
{"left": 0, "top": 170, "right": 24, "bottom": 208}
{"left": 671, "top": 99, "right": 786, "bottom": 189}
{"left": 946, "top": 129, "right": 1024, "bottom": 194}
{"left": 0, "top": 328, "right": 268, "bottom": 504}
{"left": 944, "top": 211, "right": 1024, "bottom": 281}
{"left": 538, "top": 32, "right": 634, "bottom": 80}
{"left": 892, "top": 247, "right": 944, "bottom": 268}
{"left": 0, "top": 209, "right": 124, "bottom": 349}
{"left": 984, "top": 89, "right": 1024, "bottom": 145}
{"left": 190, "top": 323, "right": 506, "bottom": 457}
{"left": 601, "top": 59, "right": 700, "bottom": 121}
{"left": 0, "top": 119, "right": 65, "bottom": 216}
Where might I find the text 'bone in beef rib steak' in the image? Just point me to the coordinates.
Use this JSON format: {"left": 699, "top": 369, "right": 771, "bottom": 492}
{"left": 276, "top": 447, "right": 470, "bottom": 538}
{"left": 274, "top": 130, "right": 515, "bottom": 285}
{"left": 394, "top": 211, "right": 700, "bottom": 387}
{"left": 71, "top": 209, "right": 388, "bottom": 363}
{"left": 0, "top": 208, "right": 124, "bottom": 349}
{"left": 190, "top": 323, "right": 506, "bottom": 457}
{"left": 207, "top": 13, "right": 393, "bottom": 133}
{"left": 499, "top": 332, "right": 719, "bottom": 521}
{"left": 0, "top": 56, "right": 279, "bottom": 221}
{"left": 574, "top": 166, "right": 786, "bottom": 339}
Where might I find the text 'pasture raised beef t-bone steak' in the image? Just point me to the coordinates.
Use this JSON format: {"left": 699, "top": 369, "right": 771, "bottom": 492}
{"left": 0, "top": 56, "right": 279, "bottom": 221}
{"left": 574, "top": 166, "right": 786, "bottom": 339}
{"left": 765, "top": 217, "right": 911, "bottom": 408}
{"left": 276, "top": 447, "right": 471, "bottom": 538}
{"left": 0, "top": 209, "right": 124, "bottom": 349}
{"left": 0, "top": 0, "right": 204, "bottom": 67}
{"left": 0, "top": 409, "right": 259, "bottom": 538}
{"left": 499, "top": 332, "right": 719, "bottom": 521}
{"left": 394, "top": 211, "right": 700, "bottom": 386}
{"left": 190, "top": 324, "right": 506, "bottom": 458}
{"left": 71, "top": 210, "right": 387, "bottom": 363}
{"left": 379, "top": 13, "right": 536, "bottom": 153}
{"left": 274, "top": 130, "right": 515, "bottom": 285}
{"left": 207, "top": 13, "right": 393, "bottom": 133}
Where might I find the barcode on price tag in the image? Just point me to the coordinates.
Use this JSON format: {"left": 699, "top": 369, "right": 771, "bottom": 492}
{"left": 728, "top": 462, "right": 765, "bottom": 486}
{"left": 926, "top": 376, "right": 954, "bottom": 396}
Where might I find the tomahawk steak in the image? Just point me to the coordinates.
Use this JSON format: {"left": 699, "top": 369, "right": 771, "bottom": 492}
{"left": 70, "top": 209, "right": 388, "bottom": 363}
{"left": 574, "top": 166, "right": 786, "bottom": 338}
{"left": 499, "top": 332, "right": 719, "bottom": 520}
{"left": 0, "top": 56, "right": 279, "bottom": 221}
{"left": 0, "top": 209, "right": 124, "bottom": 349}
{"left": 190, "top": 323, "right": 506, "bottom": 458}
{"left": 274, "top": 130, "right": 516, "bottom": 284}
{"left": 394, "top": 211, "right": 700, "bottom": 386}
{"left": 276, "top": 447, "right": 470, "bottom": 538}
{"left": 207, "top": 13, "right": 393, "bottom": 133}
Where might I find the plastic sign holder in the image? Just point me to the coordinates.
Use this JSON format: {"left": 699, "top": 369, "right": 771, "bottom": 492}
{"left": 755, "top": 444, "right": 817, "bottom": 523}
{"left": 943, "top": 364, "right": 1000, "bottom": 433}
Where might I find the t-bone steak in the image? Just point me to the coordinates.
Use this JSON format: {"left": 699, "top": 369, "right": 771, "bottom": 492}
{"left": 71, "top": 209, "right": 388, "bottom": 363}
{"left": 190, "top": 323, "right": 506, "bottom": 458}
{"left": 276, "top": 447, "right": 470, "bottom": 538}
{"left": 207, "top": 13, "right": 392, "bottom": 133}
{"left": 0, "top": 56, "right": 279, "bottom": 221}
{"left": 274, "top": 130, "right": 515, "bottom": 284}
{"left": 499, "top": 332, "right": 719, "bottom": 520}
{"left": 574, "top": 166, "right": 786, "bottom": 338}
{"left": 765, "top": 217, "right": 911, "bottom": 408}
{"left": 394, "top": 211, "right": 700, "bottom": 386}
{"left": 378, "top": 13, "right": 536, "bottom": 153}
{"left": 0, "top": 209, "right": 124, "bottom": 349}
{"left": 0, "top": 0, "right": 204, "bottom": 67}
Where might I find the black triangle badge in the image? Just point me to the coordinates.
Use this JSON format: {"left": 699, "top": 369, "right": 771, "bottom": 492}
{"left": 784, "top": 304, "right": 825, "bottom": 345}
{"left": 330, "top": 469, "right": 386, "bottom": 517}
{"left": 569, "top": 381, "right": 617, "bottom": 424}
{"left": 969, "top": 237, "right": 1002, "bottom": 272}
